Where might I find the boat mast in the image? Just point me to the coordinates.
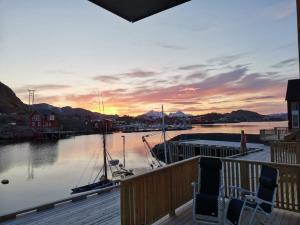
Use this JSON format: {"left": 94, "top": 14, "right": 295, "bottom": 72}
{"left": 162, "top": 105, "right": 168, "bottom": 164}
{"left": 102, "top": 123, "right": 108, "bottom": 180}
{"left": 99, "top": 92, "right": 108, "bottom": 180}
{"left": 121, "top": 135, "right": 125, "bottom": 167}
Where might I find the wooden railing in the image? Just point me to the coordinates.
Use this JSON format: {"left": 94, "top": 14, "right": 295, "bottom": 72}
{"left": 120, "top": 156, "right": 300, "bottom": 225}
{"left": 271, "top": 142, "right": 300, "bottom": 164}
{"left": 167, "top": 142, "right": 241, "bottom": 162}
{"left": 260, "top": 127, "right": 289, "bottom": 141}
{"left": 120, "top": 157, "right": 198, "bottom": 225}
{"left": 222, "top": 158, "right": 300, "bottom": 212}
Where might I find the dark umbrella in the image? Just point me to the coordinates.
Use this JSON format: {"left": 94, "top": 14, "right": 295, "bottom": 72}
{"left": 88, "top": 0, "right": 191, "bottom": 23}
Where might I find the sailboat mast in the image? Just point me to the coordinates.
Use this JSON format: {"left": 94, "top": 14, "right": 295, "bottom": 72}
{"left": 102, "top": 124, "right": 108, "bottom": 180}
{"left": 162, "top": 105, "right": 168, "bottom": 164}
{"left": 99, "top": 92, "right": 108, "bottom": 180}
{"left": 101, "top": 93, "right": 107, "bottom": 180}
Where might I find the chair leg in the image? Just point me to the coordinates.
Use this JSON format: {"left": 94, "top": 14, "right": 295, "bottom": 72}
{"left": 248, "top": 207, "right": 258, "bottom": 225}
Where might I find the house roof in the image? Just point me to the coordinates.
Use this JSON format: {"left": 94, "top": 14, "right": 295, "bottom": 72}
{"left": 286, "top": 79, "right": 300, "bottom": 101}
{"left": 30, "top": 109, "right": 55, "bottom": 117}
{"left": 88, "top": 0, "right": 191, "bottom": 23}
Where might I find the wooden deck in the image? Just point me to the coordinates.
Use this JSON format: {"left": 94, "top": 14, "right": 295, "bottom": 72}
{"left": 156, "top": 200, "right": 300, "bottom": 225}
{"left": 1, "top": 190, "right": 120, "bottom": 225}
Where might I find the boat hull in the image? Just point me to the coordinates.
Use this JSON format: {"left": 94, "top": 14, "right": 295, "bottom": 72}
{"left": 71, "top": 180, "right": 114, "bottom": 194}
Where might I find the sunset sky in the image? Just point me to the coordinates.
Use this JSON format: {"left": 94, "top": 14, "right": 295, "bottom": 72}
{"left": 0, "top": 0, "right": 299, "bottom": 115}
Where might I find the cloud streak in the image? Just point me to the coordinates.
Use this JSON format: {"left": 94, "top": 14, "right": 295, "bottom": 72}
{"left": 272, "top": 58, "right": 298, "bottom": 68}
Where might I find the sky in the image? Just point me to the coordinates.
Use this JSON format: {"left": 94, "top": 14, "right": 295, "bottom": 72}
{"left": 0, "top": 0, "right": 299, "bottom": 116}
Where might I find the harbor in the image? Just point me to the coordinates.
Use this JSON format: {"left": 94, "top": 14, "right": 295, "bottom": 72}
{"left": 1, "top": 142, "right": 300, "bottom": 224}
{"left": 0, "top": 121, "right": 286, "bottom": 215}
{"left": 1, "top": 0, "right": 300, "bottom": 224}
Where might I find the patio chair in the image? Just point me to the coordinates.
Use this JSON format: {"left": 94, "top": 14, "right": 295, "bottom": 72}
{"left": 192, "top": 157, "right": 225, "bottom": 224}
{"left": 225, "top": 165, "right": 278, "bottom": 225}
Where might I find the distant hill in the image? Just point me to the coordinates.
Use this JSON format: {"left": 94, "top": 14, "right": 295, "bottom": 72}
{"left": 31, "top": 103, "right": 102, "bottom": 119}
{"left": 0, "top": 82, "right": 26, "bottom": 114}
{"left": 225, "top": 110, "right": 264, "bottom": 121}
{"left": 0, "top": 82, "right": 113, "bottom": 132}
{"left": 195, "top": 110, "right": 287, "bottom": 123}
{"left": 139, "top": 110, "right": 190, "bottom": 119}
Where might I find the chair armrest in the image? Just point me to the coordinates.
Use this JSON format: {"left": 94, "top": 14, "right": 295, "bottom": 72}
{"left": 245, "top": 195, "right": 275, "bottom": 207}
{"left": 230, "top": 186, "right": 255, "bottom": 195}
{"left": 192, "top": 181, "right": 199, "bottom": 195}
{"left": 219, "top": 185, "right": 225, "bottom": 197}
{"left": 192, "top": 182, "right": 198, "bottom": 187}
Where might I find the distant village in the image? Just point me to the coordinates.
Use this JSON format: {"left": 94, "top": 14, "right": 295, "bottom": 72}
{"left": 0, "top": 81, "right": 288, "bottom": 142}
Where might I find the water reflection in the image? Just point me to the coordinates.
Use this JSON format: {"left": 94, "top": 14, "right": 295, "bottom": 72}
{"left": 0, "top": 142, "right": 59, "bottom": 175}
{"left": 28, "top": 142, "right": 59, "bottom": 168}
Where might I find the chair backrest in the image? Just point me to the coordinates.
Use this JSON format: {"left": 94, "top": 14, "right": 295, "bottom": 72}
{"left": 199, "top": 157, "right": 222, "bottom": 196}
{"left": 257, "top": 165, "right": 278, "bottom": 213}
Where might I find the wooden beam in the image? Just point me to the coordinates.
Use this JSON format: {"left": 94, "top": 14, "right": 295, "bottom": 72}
{"left": 297, "top": 0, "right": 300, "bottom": 77}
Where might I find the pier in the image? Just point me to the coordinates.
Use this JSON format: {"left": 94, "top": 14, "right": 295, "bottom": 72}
{"left": 0, "top": 187, "right": 120, "bottom": 225}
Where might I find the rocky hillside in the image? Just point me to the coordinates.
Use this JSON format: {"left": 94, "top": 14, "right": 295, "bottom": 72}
{"left": 225, "top": 110, "right": 264, "bottom": 121}
{"left": 0, "top": 82, "right": 26, "bottom": 114}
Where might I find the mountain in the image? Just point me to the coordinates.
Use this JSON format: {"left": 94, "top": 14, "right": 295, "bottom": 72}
{"left": 194, "top": 110, "right": 277, "bottom": 123}
{"left": 225, "top": 110, "right": 264, "bottom": 122}
{"left": 31, "top": 104, "right": 102, "bottom": 119}
{"left": 0, "top": 82, "right": 105, "bottom": 118}
{"left": 140, "top": 110, "right": 166, "bottom": 119}
{"left": 169, "top": 111, "right": 189, "bottom": 118}
{"left": 0, "top": 82, "right": 26, "bottom": 114}
{"left": 266, "top": 113, "right": 288, "bottom": 120}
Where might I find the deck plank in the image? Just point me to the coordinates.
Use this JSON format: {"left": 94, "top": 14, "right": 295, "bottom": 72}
{"left": 2, "top": 190, "right": 120, "bottom": 225}
{"left": 157, "top": 201, "right": 300, "bottom": 225}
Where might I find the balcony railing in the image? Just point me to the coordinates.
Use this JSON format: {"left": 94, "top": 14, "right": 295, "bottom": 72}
{"left": 260, "top": 127, "right": 289, "bottom": 141}
{"left": 120, "top": 155, "right": 300, "bottom": 225}
{"left": 271, "top": 142, "right": 300, "bottom": 164}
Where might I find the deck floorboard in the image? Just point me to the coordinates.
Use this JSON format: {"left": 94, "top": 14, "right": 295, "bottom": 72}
{"left": 2, "top": 190, "right": 120, "bottom": 225}
{"left": 156, "top": 201, "right": 300, "bottom": 225}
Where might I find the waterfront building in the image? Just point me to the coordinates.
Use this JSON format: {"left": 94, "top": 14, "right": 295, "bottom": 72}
{"left": 286, "top": 79, "right": 300, "bottom": 130}
{"left": 29, "top": 110, "right": 59, "bottom": 129}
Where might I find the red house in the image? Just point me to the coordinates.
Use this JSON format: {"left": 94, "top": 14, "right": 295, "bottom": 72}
{"left": 29, "top": 111, "right": 59, "bottom": 129}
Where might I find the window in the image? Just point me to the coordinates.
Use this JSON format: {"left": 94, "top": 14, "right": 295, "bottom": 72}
{"left": 49, "top": 114, "right": 55, "bottom": 121}
{"left": 291, "top": 102, "right": 299, "bottom": 128}
{"left": 32, "top": 115, "right": 40, "bottom": 121}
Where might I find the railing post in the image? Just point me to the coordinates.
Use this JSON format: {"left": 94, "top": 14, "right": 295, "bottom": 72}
{"left": 169, "top": 166, "right": 176, "bottom": 216}
{"left": 271, "top": 144, "right": 275, "bottom": 162}
{"left": 240, "top": 161, "right": 250, "bottom": 190}
{"left": 297, "top": 143, "right": 300, "bottom": 164}
{"left": 298, "top": 176, "right": 300, "bottom": 212}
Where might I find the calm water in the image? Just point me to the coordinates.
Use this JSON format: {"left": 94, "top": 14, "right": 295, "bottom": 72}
{"left": 0, "top": 121, "right": 287, "bottom": 215}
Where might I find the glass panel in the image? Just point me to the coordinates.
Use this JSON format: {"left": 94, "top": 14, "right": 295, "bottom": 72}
{"left": 292, "top": 115, "right": 299, "bottom": 128}
{"left": 292, "top": 102, "right": 299, "bottom": 112}
{"left": 291, "top": 103, "right": 299, "bottom": 128}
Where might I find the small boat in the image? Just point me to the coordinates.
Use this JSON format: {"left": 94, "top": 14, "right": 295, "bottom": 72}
{"left": 71, "top": 178, "right": 115, "bottom": 194}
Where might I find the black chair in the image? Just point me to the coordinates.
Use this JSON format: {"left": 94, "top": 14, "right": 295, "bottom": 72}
{"left": 225, "top": 165, "right": 278, "bottom": 225}
{"left": 192, "top": 157, "right": 225, "bottom": 224}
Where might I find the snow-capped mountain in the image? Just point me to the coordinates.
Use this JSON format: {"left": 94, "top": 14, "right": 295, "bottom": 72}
{"left": 140, "top": 110, "right": 166, "bottom": 119}
{"left": 169, "top": 111, "right": 189, "bottom": 118}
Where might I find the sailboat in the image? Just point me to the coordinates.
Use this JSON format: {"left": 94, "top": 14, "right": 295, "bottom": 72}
{"left": 71, "top": 120, "right": 115, "bottom": 194}
{"left": 71, "top": 94, "right": 133, "bottom": 194}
